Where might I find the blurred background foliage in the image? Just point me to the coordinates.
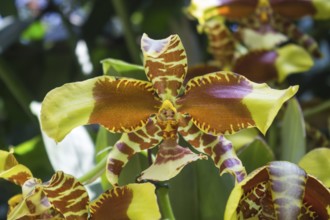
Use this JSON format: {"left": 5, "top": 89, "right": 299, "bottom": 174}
{"left": 0, "top": 0, "right": 329, "bottom": 219}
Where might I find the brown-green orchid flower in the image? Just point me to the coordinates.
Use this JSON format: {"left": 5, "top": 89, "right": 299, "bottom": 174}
{"left": 0, "top": 149, "right": 89, "bottom": 220}
{"left": 1, "top": 149, "right": 161, "bottom": 220}
{"left": 225, "top": 161, "right": 330, "bottom": 219}
{"left": 41, "top": 33, "right": 298, "bottom": 186}
{"left": 188, "top": 0, "right": 330, "bottom": 58}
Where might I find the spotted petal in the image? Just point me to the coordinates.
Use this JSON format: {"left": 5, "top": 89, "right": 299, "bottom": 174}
{"left": 233, "top": 44, "right": 313, "bottom": 83}
{"left": 106, "top": 117, "right": 163, "bottom": 186}
{"left": 90, "top": 183, "right": 160, "bottom": 220}
{"left": 177, "top": 71, "right": 298, "bottom": 135}
{"left": 137, "top": 138, "right": 207, "bottom": 182}
{"left": 41, "top": 76, "right": 160, "bottom": 142}
{"left": 224, "top": 161, "right": 330, "bottom": 220}
{"left": 141, "top": 34, "right": 187, "bottom": 101}
{"left": 178, "top": 116, "right": 246, "bottom": 182}
{"left": 0, "top": 149, "right": 32, "bottom": 186}
{"left": 43, "top": 171, "right": 89, "bottom": 220}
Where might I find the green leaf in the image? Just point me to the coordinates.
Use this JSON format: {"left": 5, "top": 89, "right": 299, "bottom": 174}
{"left": 237, "top": 138, "right": 275, "bottom": 174}
{"left": 298, "top": 147, "right": 330, "bottom": 187}
{"left": 225, "top": 128, "right": 259, "bottom": 151}
{"left": 280, "top": 98, "right": 306, "bottom": 163}
{"left": 101, "top": 58, "right": 147, "bottom": 80}
{"left": 169, "top": 159, "right": 234, "bottom": 220}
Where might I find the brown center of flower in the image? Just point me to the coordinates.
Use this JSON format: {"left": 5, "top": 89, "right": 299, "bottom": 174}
{"left": 157, "top": 100, "right": 179, "bottom": 139}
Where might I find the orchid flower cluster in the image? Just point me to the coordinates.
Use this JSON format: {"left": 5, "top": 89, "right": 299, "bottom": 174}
{"left": 1, "top": 33, "right": 329, "bottom": 219}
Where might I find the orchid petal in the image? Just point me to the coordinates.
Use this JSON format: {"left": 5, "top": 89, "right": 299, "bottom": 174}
{"left": 238, "top": 27, "right": 287, "bottom": 50}
{"left": 270, "top": 0, "right": 330, "bottom": 20}
{"left": 202, "top": 16, "right": 235, "bottom": 69}
{"left": 43, "top": 171, "right": 89, "bottom": 220}
{"left": 41, "top": 76, "right": 160, "bottom": 142}
{"left": 138, "top": 138, "right": 207, "bottom": 182}
{"left": 90, "top": 183, "right": 161, "bottom": 220}
{"left": 177, "top": 71, "right": 298, "bottom": 136}
{"left": 224, "top": 161, "right": 330, "bottom": 220}
{"left": 141, "top": 34, "right": 187, "bottom": 101}
{"left": 0, "top": 149, "right": 32, "bottom": 186}
{"left": 178, "top": 116, "right": 246, "bottom": 182}
{"left": 233, "top": 44, "right": 313, "bottom": 83}
{"left": 312, "top": 0, "right": 330, "bottom": 19}
{"left": 270, "top": 0, "right": 316, "bottom": 19}
{"left": 187, "top": 0, "right": 258, "bottom": 23}
{"left": 299, "top": 148, "right": 330, "bottom": 187}
{"left": 106, "top": 118, "right": 163, "bottom": 186}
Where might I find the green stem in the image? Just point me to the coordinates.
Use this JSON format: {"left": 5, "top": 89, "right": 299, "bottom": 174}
{"left": 0, "top": 59, "right": 34, "bottom": 119}
{"left": 78, "top": 154, "right": 107, "bottom": 184}
{"left": 111, "top": 0, "right": 141, "bottom": 64}
{"left": 157, "top": 186, "right": 176, "bottom": 220}
{"left": 303, "top": 100, "right": 330, "bottom": 118}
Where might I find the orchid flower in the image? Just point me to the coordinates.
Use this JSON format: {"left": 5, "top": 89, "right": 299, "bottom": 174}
{"left": 1, "top": 149, "right": 161, "bottom": 220}
{"left": 40, "top": 34, "right": 298, "bottom": 186}
{"left": 188, "top": 0, "right": 330, "bottom": 58}
{"left": 225, "top": 161, "right": 330, "bottom": 219}
{"left": 0, "top": 149, "right": 89, "bottom": 220}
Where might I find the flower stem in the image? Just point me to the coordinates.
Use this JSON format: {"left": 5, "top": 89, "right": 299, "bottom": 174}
{"left": 111, "top": 0, "right": 141, "bottom": 64}
{"left": 78, "top": 154, "right": 107, "bottom": 184}
{"left": 303, "top": 100, "right": 330, "bottom": 118}
{"left": 156, "top": 185, "right": 176, "bottom": 220}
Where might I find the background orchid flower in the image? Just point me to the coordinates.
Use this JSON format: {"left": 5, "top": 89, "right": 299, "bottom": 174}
{"left": 186, "top": 0, "right": 315, "bottom": 82}
{"left": 0, "top": 149, "right": 89, "bottom": 220}
{"left": 40, "top": 33, "right": 298, "bottom": 187}
{"left": 188, "top": 0, "right": 330, "bottom": 58}
{"left": 225, "top": 161, "right": 330, "bottom": 220}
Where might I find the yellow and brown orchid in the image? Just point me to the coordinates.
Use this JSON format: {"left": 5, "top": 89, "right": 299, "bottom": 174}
{"left": 188, "top": 0, "right": 330, "bottom": 58}
{"left": 0, "top": 149, "right": 89, "bottom": 220}
{"left": 225, "top": 161, "right": 330, "bottom": 219}
{"left": 41, "top": 33, "right": 298, "bottom": 187}
{"left": 1, "top": 149, "right": 161, "bottom": 220}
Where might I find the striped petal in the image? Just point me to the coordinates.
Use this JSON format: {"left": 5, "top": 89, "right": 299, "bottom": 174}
{"left": 178, "top": 116, "right": 246, "bottom": 182}
{"left": 177, "top": 71, "right": 298, "bottom": 135}
{"left": 224, "top": 161, "right": 330, "bottom": 220}
{"left": 0, "top": 149, "right": 32, "bottom": 186}
{"left": 141, "top": 34, "right": 187, "bottom": 101}
{"left": 90, "top": 183, "right": 160, "bottom": 220}
{"left": 233, "top": 44, "right": 313, "bottom": 83}
{"left": 271, "top": 13, "right": 322, "bottom": 58}
{"left": 202, "top": 16, "right": 235, "bottom": 69}
{"left": 41, "top": 75, "right": 160, "bottom": 142}
{"left": 43, "top": 171, "right": 89, "bottom": 220}
{"left": 106, "top": 117, "right": 163, "bottom": 186}
{"left": 137, "top": 138, "right": 207, "bottom": 182}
